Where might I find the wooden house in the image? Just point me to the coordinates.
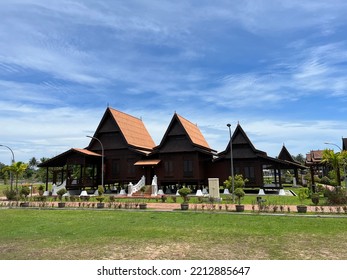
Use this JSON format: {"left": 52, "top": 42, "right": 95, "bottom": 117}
{"left": 39, "top": 107, "right": 306, "bottom": 194}
{"left": 208, "top": 124, "right": 306, "bottom": 188}
{"left": 148, "top": 113, "right": 216, "bottom": 191}
{"left": 39, "top": 107, "right": 156, "bottom": 191}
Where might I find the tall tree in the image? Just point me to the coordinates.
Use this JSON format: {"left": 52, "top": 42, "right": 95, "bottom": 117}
{"left": 28, "top": 157, "right": 38, "bottom": 169}
{"left": 292, "top": 153, "right": 305, "bottom": 164}
{"left": 321, "top": 149, "right": 346, "bottom": 186}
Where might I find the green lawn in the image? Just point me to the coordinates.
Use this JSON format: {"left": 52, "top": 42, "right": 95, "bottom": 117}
{"left": 0, "top": 209, "right": 346, "bottom": 260}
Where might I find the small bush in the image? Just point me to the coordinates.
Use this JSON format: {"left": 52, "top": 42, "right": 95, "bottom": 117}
{"left": 324, "top": 188, "right": 347, "bottom": 205}
{"left": 320, "top": 176, "right": 331, "bottom": 185}
{"left": 4, "top": 189, "right": 17, "bottom": 200}
{"left": 20, "top": 186, "right": 30, "bottom": 199}
{"left": 311, "top": 193, "right": 320, "bottom": 205}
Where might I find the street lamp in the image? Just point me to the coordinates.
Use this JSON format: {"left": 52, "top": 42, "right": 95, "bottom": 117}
{"left": 86, "top": 136, "right": 104, "bottom": 191}
{"left": 227, "top": 124, "right": 235, "bottom": 203}
{"left": 324, "top": 142, "right": 347, "bottom": 189}
{"left": 0, "top": 144, "right": 15, "bottom": 190}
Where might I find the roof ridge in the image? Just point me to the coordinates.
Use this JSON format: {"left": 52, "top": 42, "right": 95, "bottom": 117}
{"left": 176, "top": 113, "right": 198, "bottom": 127}
{"left": 108, "top": 107, "right": 142, "bottom": 121}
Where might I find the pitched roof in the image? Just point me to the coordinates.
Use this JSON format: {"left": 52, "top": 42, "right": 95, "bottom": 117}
{"left": 306, "top": 150, "right": 323, "bottom": 162}
{"left": 108, "top": 107, "right": 155, "bottom": 150}
{"left": 305, "top": 150, "right": 324, "bottom": 165}
{"left": 278, "top": 145, "right": 307, "bottom": 169}
{"left": 73, "top": 148, "right": 101, "bottom": 157}
{"left": 38, "top": 148, "right": 101, "bottom": 167}
{"left": 218, "top": 124, "right": 266, "bottom": 158}
{"left": 176, "top": 114, "right": 211, "bottom": 150}
{"left": 278, "top": 145, "right": 295, "bottom": 162}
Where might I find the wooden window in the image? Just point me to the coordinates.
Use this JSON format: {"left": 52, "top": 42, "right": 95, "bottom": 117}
{"left": 112, "top": 159, "right": 120, "bottom": 178}
{"left": 183, "top": 159, "right": 193, "bottom": 177}
{"left": 164, "top": 160, "right": 174, "bottom": 177}
{"left": 244, "top": 166, "right": 255, "bottom": 180}
{"left": 127, "top": 159, "right": 135, "bottom": 177}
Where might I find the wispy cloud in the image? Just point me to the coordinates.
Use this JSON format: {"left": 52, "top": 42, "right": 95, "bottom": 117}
{"left": 1, "top": 0, "right": 347, "bottom": 163}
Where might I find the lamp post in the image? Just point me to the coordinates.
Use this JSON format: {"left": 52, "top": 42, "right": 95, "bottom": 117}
{"left": 86, "top": 136, "right": 104, "bottom": 191}
{"left": 324, "top": 142, "right": 347, "bottom": 189}
{"left": 227, "top": 124, "right": 235, "bottom": 203}
{"left": 0, "top": 144, "right": 15, "bottom": 190}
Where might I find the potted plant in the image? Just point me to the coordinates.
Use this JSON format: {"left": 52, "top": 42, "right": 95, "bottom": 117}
{"left": 296, "top": 187, "right": 309, "bottom": 213}
{"left": 311, "top": 192, "right": 320, "bottom": 206}
{"left": 234, "top": 188, "right": 245, "bottom": 212}
{"left": 96, "top": 186, "right": 105, "bottom": 208}
{"left": 20, "top": 186, "right": 30, "bottom": 207}
{"left": 178, "top": 187, "right": 191, "bottom": 210}
{"left": 136, "top": 186, "right": 147, "bottom": 209}
{"left": 38, "top": 185, "right": 45, "bottom": 196}
{"left": 57, "top": 188, "right": 67, "bottom": 208}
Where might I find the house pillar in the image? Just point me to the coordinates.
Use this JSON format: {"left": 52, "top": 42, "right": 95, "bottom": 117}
{"left": 45, "top": 167, "right": 49, "bottom": 191}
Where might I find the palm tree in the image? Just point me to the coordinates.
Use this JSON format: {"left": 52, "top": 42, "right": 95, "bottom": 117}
{"left": 28, "top": 157, "right": 38, "bottom": 169}
{"left": 3, "top": 162, "right": 29, "bottom": 191}
{"left": 321, "top": 149, "right": 343, "bottom": 186}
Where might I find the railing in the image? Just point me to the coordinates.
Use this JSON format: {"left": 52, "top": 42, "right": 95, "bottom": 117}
{"left": 128, "top": 175, "right": 146, "bottom": 196}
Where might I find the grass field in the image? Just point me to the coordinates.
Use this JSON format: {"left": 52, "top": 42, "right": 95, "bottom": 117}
{"left": 0, "top": 209, "right": 346, "bottom": 260}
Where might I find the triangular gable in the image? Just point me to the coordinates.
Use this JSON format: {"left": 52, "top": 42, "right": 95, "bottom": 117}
{"left": 90, "top": 107, "right": 155, "bottom": 151}
{"left": 278, "top": 145, "right": 307, "bottom": 169}
{"left": 220, "top": 124, "right": 267, "bottom": 158}
{"left": 156, "top": 113, "right": 215, "bottom": 153}
{"left": 278, "top": 145, "right": 295, "bottom": 162}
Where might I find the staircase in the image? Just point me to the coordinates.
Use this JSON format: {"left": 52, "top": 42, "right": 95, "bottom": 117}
{"left": 131, "top": 185, "right": 152, "bottom": 197}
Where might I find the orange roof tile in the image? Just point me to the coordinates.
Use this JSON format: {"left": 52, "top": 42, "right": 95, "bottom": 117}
{"left": 134, "top": 159, "right": 161, "bottom": 166}
{"left": 109, "top": 108, "right": 155, "bottom": 150}
{"left": 176, "top": 114, "right": 210, "bottom": 149}
{"left": 73, "top": 148, "right": 101, "bottom": 157}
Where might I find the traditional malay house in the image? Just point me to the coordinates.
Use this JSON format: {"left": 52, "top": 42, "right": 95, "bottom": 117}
{"left": 208, "top": 124, "right": 306, "bottom": 191}
{"left": 148, "top": 113, "right": 216, "bottom": 192}
{"left": 305, "top": 150, "right": 327, "bottom": 180}
{"left": 277, "top": 145, "right": 306, "bottom": 185}
{"left": 39, "top": 107, "right": 306, "bottom": 195}
{"left": 39, "top": 107, "right": 156, "bottom": 192}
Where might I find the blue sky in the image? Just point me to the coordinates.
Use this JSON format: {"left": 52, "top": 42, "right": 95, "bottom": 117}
{"left": 1, "top": 0, "right": 347, "bottom": 164}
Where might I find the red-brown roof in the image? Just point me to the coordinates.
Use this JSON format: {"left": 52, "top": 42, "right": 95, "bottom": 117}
{"left": 176, "top": 114, "right": 211, "bottom": 149}
{"left": 109, "top": 108, "right": 156, "bottom": 150}
{"left": 73, "top": 148, "right": 101, "bottom": 157}
{"left": 306, "top": 150, "right": 323, "bottom": 162}
{"left": 134, "top": 159, "right": 161, "bottom": 166}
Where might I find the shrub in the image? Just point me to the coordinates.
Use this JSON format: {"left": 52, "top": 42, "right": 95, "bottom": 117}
{"left": 224, "top": 174, "right": 249, "bottom": 192}
{"left": 20, "top": 186, "right": 30, "bottom": 200}
{"left": 311, "top": 193, "right": 320, "bottom": 205}
{"left": 324, "top": 188, "right": 347, "bottom": 205}
{"left": 320, "top": 176, "right": 331, "bottom": 185}
{"left": 297, "top": 187, "right": 309, "bottom": 205}
{"left": 234, "top": 188, "right": 245, "bottom": 205}
{"left": 4, "top": 189, "right": 17, "bottom": 200}
{"left": 178, "top": 187, "right": 191, "bottom": 202}
{"left": 57, "top": 188, "right": 67, "bottom": 201}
